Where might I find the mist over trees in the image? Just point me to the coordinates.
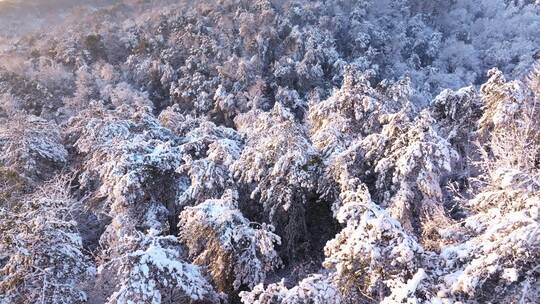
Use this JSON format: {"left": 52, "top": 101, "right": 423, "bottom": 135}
{"left": 0, "top": 1, "right": 539, "bottom": 303}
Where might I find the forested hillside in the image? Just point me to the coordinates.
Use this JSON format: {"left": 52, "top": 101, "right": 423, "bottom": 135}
{"left": 0, "top": 1, "right": 539, "bottom": 303}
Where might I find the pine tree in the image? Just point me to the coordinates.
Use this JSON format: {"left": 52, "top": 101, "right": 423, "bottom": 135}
{"left": 0, "top": 177, "right": 94, "bottom": 304}
{"left": 179, "top": 190, "right": 281, "bottom": 294}
{"left": 96, "top": 230, "right": 219, "bottom": 304}
{"left": 0, "top": 113, "right": 67, "bottom": 183}
{"left": 232, "top": 102, "right": 322, "bottom": 259}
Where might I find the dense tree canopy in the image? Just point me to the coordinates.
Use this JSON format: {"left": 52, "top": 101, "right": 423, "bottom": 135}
{"left": 0, "top": 1, "right": 539, "bottom": 303}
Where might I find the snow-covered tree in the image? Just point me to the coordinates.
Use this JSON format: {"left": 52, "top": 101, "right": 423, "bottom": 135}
{"left": 0, "top": 113, "right": 67, "bottom": 183}
{"left": 232, "top": 102, "right": 322, "bottom": 259}
{"left": 420, "top": 68, "right": 540, "bottom": 303}
{"left": 174, "top": 116, "right": 243, "bottom": 209}
{"left": 431, "top": 86, "right": 482, "bottom": 182}
{"left": 0, "top": 68, "right": 58, "bottom": 117}
{"left": 62, "top": 65, "right": 100, "bottom": 114}
{"left": 1, "top": 1, "right": 539, "bottom": 302}
{"left": 359, "top": 109, "right": 459, "bottom": 235}
{"left": 308, "top": 67, "right": 411, "bottom": 157}
{"left": 240, "top": 274, "right": 341, "bottom": 304}
{"left": 0, "top": 176, "right": 94, "bottom": 304}
{"left": 0, "top": 166, "right": 26, "bottom": 207}
{"left": 179, "top": 190, "right": 282, "bottom": 294}
{"left": 95, "top": 231, "right": 219, "bottom": 304}
{"left": 66, "top": 104, "right": 184, "bottom": 246}
{"left": 323, "top": 182, "right": 424, "bottom": 302}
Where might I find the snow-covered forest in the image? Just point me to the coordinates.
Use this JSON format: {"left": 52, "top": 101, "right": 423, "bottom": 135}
{"left": 0, "top": 0, "right": 539, "bottom": 303}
